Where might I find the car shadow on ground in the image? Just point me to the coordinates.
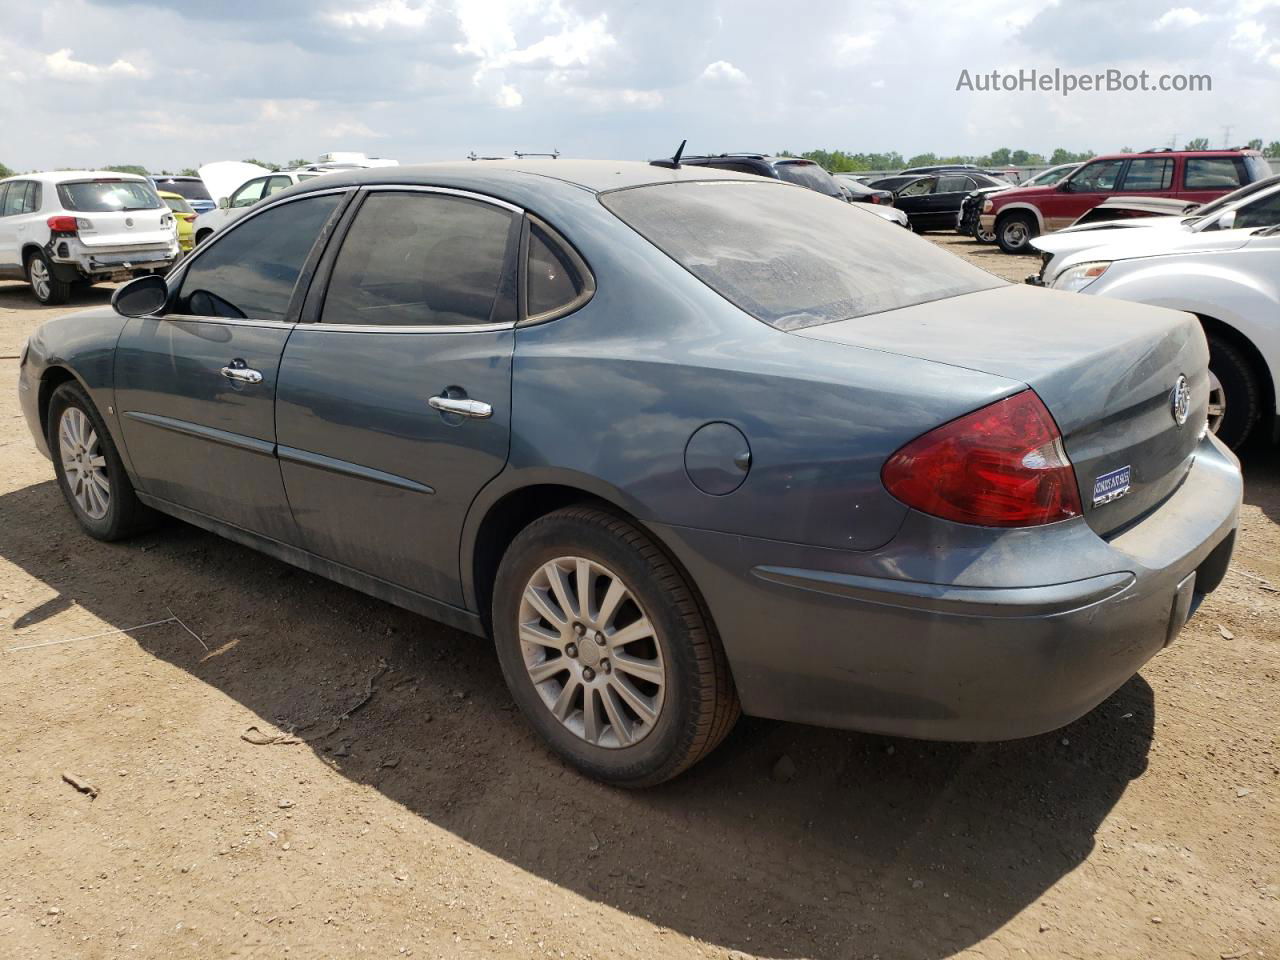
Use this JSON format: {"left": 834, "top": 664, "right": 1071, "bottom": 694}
{"left": 1241, "top": 442, "right": 1280, "bottom": 527}
{"left": 0, "top": 280, "right": 115, "bottom": 311}
{"left": 0, "top": 479, "right": 1155, "bottom": 959}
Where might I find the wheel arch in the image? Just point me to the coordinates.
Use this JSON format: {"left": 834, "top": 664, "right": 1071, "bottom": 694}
{"left": 993, "top": 202, "right": 1045, "bottom": 232}
{"left": 36, "top": 365, "right": 85, "bottom": 444}
{"left": 21, "top": 242, "right": 47, "bottom": 268}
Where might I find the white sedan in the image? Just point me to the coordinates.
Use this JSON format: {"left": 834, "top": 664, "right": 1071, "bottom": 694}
{"left": 1046, "top": 221, "right": 1280, "bottom": 448}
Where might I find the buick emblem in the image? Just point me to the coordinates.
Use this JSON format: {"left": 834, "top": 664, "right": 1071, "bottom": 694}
{"left": 1170, "top": 374, "right": 1191, "bottom": 426}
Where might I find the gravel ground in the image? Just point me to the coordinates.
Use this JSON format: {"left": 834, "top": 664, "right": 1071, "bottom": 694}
{"left": 0, "top": 236, "right": 1277, "bottom": 960}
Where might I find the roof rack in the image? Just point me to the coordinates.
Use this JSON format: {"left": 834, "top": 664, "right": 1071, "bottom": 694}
{"left": 512, "top": 150, "right": 560, "bottom": 159}
{"left": 466, "top": 152, "right": 507, "bottom": 161}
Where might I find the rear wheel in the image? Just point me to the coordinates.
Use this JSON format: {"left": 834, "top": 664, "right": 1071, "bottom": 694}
{"left": 48, "top": 381, "right": 157, "bottom": 540}
{"left": 1205, "top": 334, "right": 1261, "bottom": 449}
{"left": 997, "top": 212, "right": 1037, "bottom": 254}
{"left": 492, "top": 506, "right": 739, "bottom": 787}
{"left": 26, "top": 251, "right": 72, "bottom": 305}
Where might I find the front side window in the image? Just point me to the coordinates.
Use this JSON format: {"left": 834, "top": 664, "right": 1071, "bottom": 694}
{"left": 230, "top": 178, "right": 268, "bottom": 208}
{"left": 1070, "top": 160, "right": 1124, "bottom": 192}
{"left": 898, "top": 178, "right": 936, "bottom": 197}
{"left": 602, "top": 180, "right": 1003, "bottom": 331}
{"left": 1233, "top": 190, "right": 1280, "bottom": 230}
{"left": 1186, "top": 158, "right": 1244, "bottom": 190}
{"left": 57, "top": 179, "right": 161, "bottom": 212}
{"left": 177, "top": 193, "right": 342, "bottom": 322}
{"left": 1121, "top": 158, "right": 1173, "bottom": 191}
{"left": 322, "top": 192, "right": 514, "bottom": 327}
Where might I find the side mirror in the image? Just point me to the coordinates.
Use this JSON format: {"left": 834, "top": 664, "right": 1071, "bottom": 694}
{"left": 111, "top": 274, "right": 169, "bottom": 319}
{"left": 218, "top": 196, "right": 229, "bottom": 209}
{"left": 1058, "top": 181, "right": 1074, "bottom": 193}
{"left": 1217, "top": 210, "right": 1237, "bottom": 231}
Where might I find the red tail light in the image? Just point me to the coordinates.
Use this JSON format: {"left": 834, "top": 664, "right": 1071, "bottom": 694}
{"left": 882, "top": 390, "right": 1082, "bottom": 527}
{"left": 47, "top": 215, "right": 79, "bottom": 233}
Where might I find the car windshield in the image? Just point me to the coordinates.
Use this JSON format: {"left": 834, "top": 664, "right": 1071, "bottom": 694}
{"left": 602, "top": 181, "right": 1004, "bottom": 331}
{"left": 57, "top": 179, "right": 163, "bottom": 212}
{"left": 154, "top": 178, "right": 212, "bottom": 202}
{"left": 773, "top": 162, "right": 843, "bottom": 197}
{"left": 1024, "top": 166, "right": 1075, "bottom": 186}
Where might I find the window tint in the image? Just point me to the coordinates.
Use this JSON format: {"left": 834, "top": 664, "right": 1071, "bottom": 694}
{"left": 1234, "top": 190, "right": 1280, "bottom": 229}
{"left": 230, "top": 178, "right": 268, "bottom": 208}
{"left": 701, "top": 161, "right": 768, "bottom": 177}
{"left": 2, "top": 182, "right": 27, "bottom": 216}
{"left": 177, "top": 193, "right": 341, "bottom": 322}
{"left": 1121, "top": 158, "right": 1173, "bottom": 191}
{"left": 527, "top": 220, "right": 589, "bottom": 318}
{"left": 266, "top": 175, "right": 293, "bottom": 196}
{"left": 936, "top": 175, "right": 969, "bottom": 193}
{"left": 154, "top": 178, "right": 212, "bottom": 201}
{"left": 322, "top": 193, "right": 514, "bottom": 327}
{"left": 1071, "top": 160, "right": 1124, "bottom": 192}
{"left": 1186, "top": 158, "right": 1244, "bottom": 190}
{"left": 602, "top": 181, "right": 1003, "bottom": 331}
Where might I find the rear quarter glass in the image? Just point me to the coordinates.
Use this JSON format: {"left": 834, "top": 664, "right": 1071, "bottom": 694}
{"left": 601, "top": 181, "right": 1003, "bottom": 330}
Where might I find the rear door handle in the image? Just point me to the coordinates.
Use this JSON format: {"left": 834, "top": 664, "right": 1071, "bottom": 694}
{"left": 428, "top": 396, "right": 492, "bottom": 419}
{"left": 220, "top": 359, "right": 263, "bottom": 384}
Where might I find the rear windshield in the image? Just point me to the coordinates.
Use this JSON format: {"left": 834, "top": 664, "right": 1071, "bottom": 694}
{"left": 57, "top": 180, "right": 163, "bottom": 212}
{"left": 773, "top": 161, "right": 842, "bottom": 197}
{"left": 161, "top": 195, "right": 193, "bottom": 214}
{"left": 602, "top": 181, "right": 1004, "bottom": 331}
{"left": 154, "top": 178, "right": 212, "bottom": 201}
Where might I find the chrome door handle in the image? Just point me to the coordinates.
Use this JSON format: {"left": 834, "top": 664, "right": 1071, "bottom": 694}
{"left": 220, "top": 359, "right": 263, "bottom": 384}
{"left": 428, "top": 396, "right": 492, "bottom": 419}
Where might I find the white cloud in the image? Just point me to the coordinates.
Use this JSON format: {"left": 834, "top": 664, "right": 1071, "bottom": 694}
{"left": 44, "top": 48, "right": 145, "bottom": 81}
{"left": 327, "top": 1, "right": 435, "bottom": 30}
{"left": 495, "top": 83, "right": 523, "bottom": 107}
{"left": 835, "top": 32, "right": 880, "bottom": 60}
{"left": 699, "top": 60, "right": 747, "bottom": 84}
{"left": 1154, "top": 7, "right": 1210, "bottom": 29}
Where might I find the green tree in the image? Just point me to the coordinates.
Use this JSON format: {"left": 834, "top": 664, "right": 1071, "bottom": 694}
{"left": 906, "top": 152, "right": 938, "bottom": 168}
{"left": 241, "top": 158, "right": 281, "bottom": 171}
{"left": 988, "top": 147, "right": 1013, "bottom": 165}
{"left": 1246, "top": 138, "right": 1263, "bottom": 151}
{"left": 1266, "top": 141, "right": 1280, "bottom": 157}
{"left": 286, "top": 158, "right": 310, "bottom": 169}
{"left": 103, "top": 164, "right": 149, "bottom": 176}
{"left": 0, "top": 160, "right": 13, "bottom": 179}
{"left": 1184, "top": 137, "right": 1210, "bottom": 150}
{"left": 179, "top": 168, "right": 199, "bottom": 177}
{"left": 1118, "top": 146, "right": 1134, "bottom": 154}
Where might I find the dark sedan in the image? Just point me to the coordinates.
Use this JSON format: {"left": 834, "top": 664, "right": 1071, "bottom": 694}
{"left": 869, "top": 172, "right": 1009, "bottom": 231}
{"left": 833, "top": 174, "right": 894, "bottom": 205}
{"left": 19, "top": 161, "right": 1241, "bottom": 786}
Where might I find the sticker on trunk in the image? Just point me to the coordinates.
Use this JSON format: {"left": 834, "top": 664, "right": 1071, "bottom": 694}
{"left": 1092, "top": 465, "right": 1131, "bottom": 506}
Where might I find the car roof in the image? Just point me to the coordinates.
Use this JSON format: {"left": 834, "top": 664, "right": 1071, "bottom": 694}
{"left": 152, "top": 175, "right": 202, "bottom": 181}
{"left": 1089, "top": 149, "right": 1263, "bottom": 160}
{"left": 285, "top": 159, "right": 771, "bottom": 197}
{"left": 2, "top": 170, "right": 150, "bottom": 184}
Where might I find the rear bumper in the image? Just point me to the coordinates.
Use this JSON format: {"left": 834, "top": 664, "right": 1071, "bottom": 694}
{"left": 655, "top": 433, "right": 1241, "bottom": 740}
{"left": 51, "top": 240, "right": 179, "bottom": 277}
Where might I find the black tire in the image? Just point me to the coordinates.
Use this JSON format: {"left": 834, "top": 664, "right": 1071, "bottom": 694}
{"left": 1206, "top": 334, "right": 1262, "bottom": 450}
{"left": 996, "top": 212, "right": 1037, "bottom": 253}
{"left": 47, "top": 381, "right": 157, "bottom": 541}
{"left": 26, "top": 250, "right": 72, "bottom": 305}
{"left": 492, "top": 506, "right": 739, "bottom": 787}
{"left": 974, "top": 224, "right": 997, "bottom": 244}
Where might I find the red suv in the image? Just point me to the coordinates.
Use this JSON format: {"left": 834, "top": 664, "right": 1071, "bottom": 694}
{"left": 980, "top": 149, "right": 1273, "bottom": 253}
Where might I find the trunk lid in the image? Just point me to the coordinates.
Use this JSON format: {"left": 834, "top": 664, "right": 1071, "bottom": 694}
{"left": 796, "top": 284, "right": 1209, "bottom": 535}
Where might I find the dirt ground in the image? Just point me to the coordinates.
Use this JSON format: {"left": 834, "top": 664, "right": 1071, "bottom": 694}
{"left": 1, "top": 236, "right": 1277, "bottom": 960}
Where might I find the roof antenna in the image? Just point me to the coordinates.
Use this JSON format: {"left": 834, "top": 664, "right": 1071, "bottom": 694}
{"left": 649, "top": 139, "right": 687, "bottom": 169}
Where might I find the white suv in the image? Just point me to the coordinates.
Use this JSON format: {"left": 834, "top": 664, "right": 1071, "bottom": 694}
{"left": 0, "top": 171, "right": 179, "bottom": 304}
{"left": 192, "top": 168, "right": 329, "bottom": 245}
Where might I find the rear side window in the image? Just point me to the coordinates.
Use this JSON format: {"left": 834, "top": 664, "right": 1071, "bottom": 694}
{"left": 322, "top": 192, "right": 515, "bottom": 327}
{"left": 265, "top": 175, "right": 294, "bottom": 196}
{"left": 177, "top": 193, "right": 341, "bottom": 322}
{"left": 602, "top": 181, "right": 1003, "bottom": 331}
{"left": 1185, "top": 158, "right": 1245, "bottom": 189}
{"left": 936, "top": 175, "right": 970, "bottom": 193}
{"left": 1121, "top": 158, "right": 1173, "bottom": 191}
{"left": 526, "top": 219, "right": 592, "bottom": 320}
{"left": 57, "top": 180, "right": 161, "bottom": 212}
{"left": 2, "top": 182, "right": 32, "bottom": 216}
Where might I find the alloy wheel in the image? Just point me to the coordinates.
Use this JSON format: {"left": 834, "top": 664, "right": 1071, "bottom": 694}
{"left": 518, "top": 556, "right": 666, "bottom": 749}
{"left": 1002, "top": 221, "right": 1029, "bottom": 248}
{"left": 1207, "top": 369, "right": 1226, "bottom": 435}
{"left": 59, "top": 406, "right": 111, "bottom": 520}
{"left": 29, "top": 258, "right": 51, "bottom": 301}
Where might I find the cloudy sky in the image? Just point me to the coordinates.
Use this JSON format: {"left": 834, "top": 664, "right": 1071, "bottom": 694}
{"left": 1, "top": 0, "right": 1277, "bottom": 171}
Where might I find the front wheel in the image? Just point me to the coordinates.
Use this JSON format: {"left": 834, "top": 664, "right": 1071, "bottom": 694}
{"left": 492, "top": 506, "right": 739, "bottom": 787}
{"left": 48, "top": 381, "right": 157, "bottom": 540}
{"left": 997, "top": 213, "right": 1037, "bottom": 254}
{"left": 27, "top": 251, "right": 72, "bottom": 305}
{"left": 974, "top": 223, "right": 997, "bottom": 243}
{"left": 1205, "top": 334, "right": 1261, "bottom": 449}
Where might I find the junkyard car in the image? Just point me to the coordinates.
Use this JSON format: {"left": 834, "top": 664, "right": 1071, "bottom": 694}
{"left": 958, "top": 163, "right": 1082, "bottom": 242}
{"left": 981, "top": 149, "right": 1273, "bottom": 253}
{"left": 19, "top": 161, "right": 1241, "bottom": 785}
{"left": 192, "top": 167, "right": 328, "bottom": 244}
{"left": 157, "top": 191, "right": 198, "bottom": 253}
{"left": 0, "top": 171, "right": 179, "bottom": 304}
{"left": 1045, "top": 221, "right": 1280, "bottom": 449}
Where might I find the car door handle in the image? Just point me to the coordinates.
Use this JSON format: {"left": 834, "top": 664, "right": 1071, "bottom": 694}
{"left": 428, "top": 396, "right": 492, "bottom": 419}
{"left": 220, "top": 359, "right": 263, "bottom": 384}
